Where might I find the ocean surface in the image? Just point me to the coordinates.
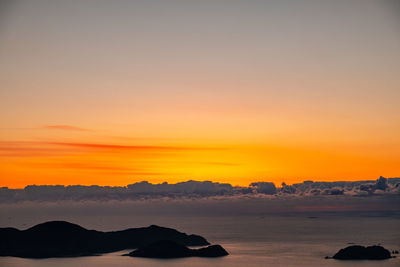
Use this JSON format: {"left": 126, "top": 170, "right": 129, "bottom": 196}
{"left": 0, "top": 199, "right": 399, "bottom": 266}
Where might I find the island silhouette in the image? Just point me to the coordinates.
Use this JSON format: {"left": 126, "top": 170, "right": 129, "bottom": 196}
{"left": 0, "top": 221, "right": 228, "bottom": 258}
{"left": 329, "top": 245, "right": 392, "bottom": 260}
{"left": 124, "top": 240, "right": 228, "bottom": 258}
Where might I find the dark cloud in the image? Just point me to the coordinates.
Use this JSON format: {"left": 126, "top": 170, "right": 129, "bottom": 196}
{"left": 249, "top": 182, "right": 276, "bottom": 194}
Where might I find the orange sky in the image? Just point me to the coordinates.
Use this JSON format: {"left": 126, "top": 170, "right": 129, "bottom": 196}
{"left": 0, "top": 1, "right": 399, "bottom": 188}
{"left": 1, "top": 124, "right": 399, "bottom": 188}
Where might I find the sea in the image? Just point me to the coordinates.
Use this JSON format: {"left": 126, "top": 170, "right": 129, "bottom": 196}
{"left": 0, "top": 198, "right": 399, "bottom": 266}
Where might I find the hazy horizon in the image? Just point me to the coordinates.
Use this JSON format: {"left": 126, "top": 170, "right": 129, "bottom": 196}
{"left": 1, "top": 175, "right": 399, "bottom": 188}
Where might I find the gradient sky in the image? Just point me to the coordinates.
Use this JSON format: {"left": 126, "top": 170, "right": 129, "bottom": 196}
{"left": 1, "top": 0, "right": 399, "bottom": 188}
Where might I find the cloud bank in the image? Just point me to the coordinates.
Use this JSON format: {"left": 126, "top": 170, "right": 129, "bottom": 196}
{"left": 0, "top": 177, "right": 399, "bottom": 203}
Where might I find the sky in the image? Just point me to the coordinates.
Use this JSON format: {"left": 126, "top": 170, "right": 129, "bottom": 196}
{"left": 0, "top": 0, "right": 399, "bottom": 188}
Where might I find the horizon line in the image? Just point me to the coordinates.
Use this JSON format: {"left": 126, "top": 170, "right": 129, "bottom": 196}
{"left": 2, "top": 176, "right": 397, "bottom": 190}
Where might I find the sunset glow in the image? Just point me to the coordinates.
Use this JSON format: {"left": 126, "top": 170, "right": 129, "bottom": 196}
{"left": 1, "top": 127, "right": 399, "bottom": 188}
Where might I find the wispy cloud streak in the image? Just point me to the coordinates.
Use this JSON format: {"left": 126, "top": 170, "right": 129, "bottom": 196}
{"left": 46, "top": 142, "right": 224, "bottom": 151}
{"left": 42, "top": 125, "right": 92, "bottom": 131}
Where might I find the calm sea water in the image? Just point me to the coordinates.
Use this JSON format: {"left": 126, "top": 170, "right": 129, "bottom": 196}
{"left": 0, "top": 201, "right": 399, "bottom": 266}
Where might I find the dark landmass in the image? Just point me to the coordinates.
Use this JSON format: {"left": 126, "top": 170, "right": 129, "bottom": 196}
{"left": 332, "top": 245, "right": 392, "bottom": 260}
{"left": 1, "top": 177, "right": 399, "bottom": 202}
{"left": 0, "top": 221, "right": 209, "bottom": 258}
{"left": 124, "top": 240, "right": 229, "bottom": 258}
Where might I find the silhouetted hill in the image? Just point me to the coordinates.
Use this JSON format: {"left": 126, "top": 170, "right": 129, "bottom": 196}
{"left": 125, "top": 240, "right": 229, "bottom": 258}
{"left": 333, "top": 245, "right": 392, "bottom": 260}
{"left": 0, "top": 221, "right": 209, "bottom": 258}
